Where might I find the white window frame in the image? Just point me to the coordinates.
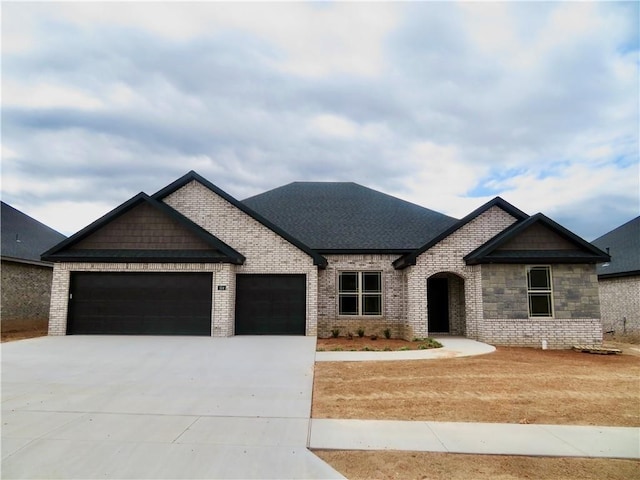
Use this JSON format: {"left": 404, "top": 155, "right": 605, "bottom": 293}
{"left": 338, "top": 271, "right": 383, "bottom": 316}
{"left": 526, "top": 265, "right": 554, "bottom": 318}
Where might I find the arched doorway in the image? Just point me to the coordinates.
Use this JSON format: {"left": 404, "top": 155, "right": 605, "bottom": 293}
{"left": 427, "top": 273, "right": 466, "bottom": 335}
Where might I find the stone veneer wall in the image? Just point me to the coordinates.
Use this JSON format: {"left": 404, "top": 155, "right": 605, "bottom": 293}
{"left": 48, "top": 262, "right": 231, "bottom": 336}
{"left": 406, "top": 206, "right": 519, "bottom": 340}
{"left": 2, "top": 260, "right": 53, "bottom": 328}
{"left": 317, "top": 254, "right": 406, "bottom": 338}
{"left": 163, "top": 180, "right": 319, "bottom": 335}
{"left": 480, "top": 264, "right": 602, "bottom": 348}
{"left": 598, "top": 275, "right": 640, "bottom": 337}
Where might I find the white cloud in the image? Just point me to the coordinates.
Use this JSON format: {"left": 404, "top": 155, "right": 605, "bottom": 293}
{"left": 19, "top": 2, "right": 400, "bottom": 78}
{"left": 25, "top": 200, "right": 116, "bottom": 236}
{"left": 1, "top": 2, "right": 637, "bottom": 240}
{"left": 3, "top": 81, "right": 104, "bottom": 110}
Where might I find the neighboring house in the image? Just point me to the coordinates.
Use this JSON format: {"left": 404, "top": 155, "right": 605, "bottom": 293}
{"left": 43, "top": 171, "right": 609, "bottom": 348}
{"left": 1, "top": 202, "right": 66, "bottom": 331}
{"left": 592, "top": 216, "right": 640, "bottom": 337}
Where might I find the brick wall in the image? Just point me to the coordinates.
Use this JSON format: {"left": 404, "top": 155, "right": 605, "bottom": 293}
{"left": 598, "top": 275, "right": 640, "bottom": 336}
{"left": 163, "top": 180, "right": 319, "bottom": 335}
{"left": 406, "top": 206, "right": 518, "bottom": 340}
{"left": 480, "top": 264, "right": 603, "bottom": 348}
{"left": 1, "top": 260, "right": 53, "bottom": 328}
{"left": 317, "top": 254, "right": 406, "bottom": 338}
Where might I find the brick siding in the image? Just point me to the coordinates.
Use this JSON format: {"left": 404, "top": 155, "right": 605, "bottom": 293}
{"left": 163, "top": 179, "right": 319, "bottom": 335}
{"left": 48, "top": 262, "right": 228, "bottom": 336}
{"left": 1, "top": 260, "right": 53, "bottom": 328}
{"left": 598, "top": 275, "right": 640, "bottom": 336}
{"left": 406, "top": 206, "right": 518, "bottom": 340}
{"left": 317, "top": 254, "right": 406, "bottom": 339}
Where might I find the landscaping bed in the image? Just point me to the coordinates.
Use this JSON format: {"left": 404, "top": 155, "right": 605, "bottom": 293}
{"left": 317, "top": 336, "right": 442, "bottom": 351}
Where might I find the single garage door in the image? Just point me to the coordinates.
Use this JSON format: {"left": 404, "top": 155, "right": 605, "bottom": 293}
{"left": 68, "top": 272, "right": 212, "bottom": 335}
{"left": 235, "top": 274, "right": 306, "bottom": 335}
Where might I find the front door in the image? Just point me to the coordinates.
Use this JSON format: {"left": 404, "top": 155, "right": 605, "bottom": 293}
{"left": 427, "top": 277, "right": 449, "bottom": 333}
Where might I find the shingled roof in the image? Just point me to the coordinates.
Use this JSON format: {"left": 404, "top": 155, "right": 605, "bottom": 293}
{"left": 592, "top": 216, "right": 640, "bottom": 278}
{"left": 243, "top": 182, "right": 458, "bottom": 252}
{"left": 1, "top": 201, "right": 66, "bottom": 264}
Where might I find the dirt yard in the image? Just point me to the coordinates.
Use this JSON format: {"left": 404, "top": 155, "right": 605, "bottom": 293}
{"left": 313, "top": 346, "right": 640, "bottom": 426}
{"left": 313, "top": 345, "right": 640, "bottom": 479}
{"left": 1, "top": 318, "right": 48, "bottom": 342}
{"left": 314, "top": 451, "right": 639, "bottom": 480}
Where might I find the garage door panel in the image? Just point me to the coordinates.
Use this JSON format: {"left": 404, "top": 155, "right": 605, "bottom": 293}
{"left": 235, "top": 274, "right": 306, "bottom": 335}
{"left": 68, "top": 273, "right": 212, "bottom": 335}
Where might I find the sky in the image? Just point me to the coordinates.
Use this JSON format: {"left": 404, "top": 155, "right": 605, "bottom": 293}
{"left": 2, "top": 1, "right": 639, "bottom": 241}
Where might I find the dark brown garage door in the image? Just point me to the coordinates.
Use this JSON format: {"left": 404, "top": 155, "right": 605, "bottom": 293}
{"left": 68, "top": 272, "right": 212, "bottom": 335}
{"left": 235, "top": 274, "right": 306, "bottom": 335}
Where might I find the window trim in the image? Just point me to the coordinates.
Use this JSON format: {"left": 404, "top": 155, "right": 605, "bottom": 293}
{"left": 338, "top": 271, "right": 383, "bottom": 316}
{"left": 526, "top": 265, "right": 554, "bottom": 318}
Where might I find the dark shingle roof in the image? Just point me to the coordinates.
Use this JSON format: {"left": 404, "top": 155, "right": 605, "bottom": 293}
{"left": 242, "top": 182, "right": 458, "bottom": 251}
{"left": 1, "top": 201, "right": 66, "bottom": 264}
{"left": 592, "top": 216, "right": 640, "bottom": 278}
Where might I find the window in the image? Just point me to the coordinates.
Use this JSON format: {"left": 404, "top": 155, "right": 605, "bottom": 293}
{"left": 527, "top": 266, "right": 553, "bottom": 317}
{"left": 338, "top": 271, "right": 382, "bottom": 315}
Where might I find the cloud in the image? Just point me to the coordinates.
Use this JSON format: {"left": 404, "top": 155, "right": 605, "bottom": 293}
{"left": 1, "top": 2, "right": 637, "bottom": 241}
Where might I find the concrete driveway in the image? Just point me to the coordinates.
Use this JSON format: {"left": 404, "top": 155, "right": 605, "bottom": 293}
{"left": 1, "top": 336, "right": 343, "bottom": 479}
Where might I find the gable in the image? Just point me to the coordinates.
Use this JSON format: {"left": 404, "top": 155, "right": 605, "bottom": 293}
{"left": 393, "top": 197, "right": 528, "bottom": 269}
{"left": 465, "top": 213, "right": 610, "bottom": 265}
{"left": 42, "top": 194, "right": 244, "bottom": 264}
{"left": 495, "top": 222, "right": 576, "bottom": 251}
{"left": 154, "top": 171, "right": 327, "bottom": 267}
{"left": 70, "top": 202, "right": 212, "bottom": 250}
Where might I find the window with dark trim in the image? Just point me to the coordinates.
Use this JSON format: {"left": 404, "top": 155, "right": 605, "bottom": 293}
{"left": 338, "top": 271, "right": 382, "bottom": 316}
{"left": 527, "top": 266, "right": 553, "bottom": 317}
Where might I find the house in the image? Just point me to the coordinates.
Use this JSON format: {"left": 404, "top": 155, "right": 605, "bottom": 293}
{"left": 592, "top": 216, "right": 640, "bottom": 337}
{"left": 43, "top": 171, "right": 609, "bottom": 348}
{"left": 1, "top": 202, "right": 66, "bottom": 333}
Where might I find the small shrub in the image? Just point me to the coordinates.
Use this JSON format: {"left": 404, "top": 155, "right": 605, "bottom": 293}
{"left": 317, "top": 347, "right": 325, "bottom": 352}
{"left": 383, "top": 346, "right": 392, "bottom": 351}
{"left": 412, "top": 337, "right": 423, "bottom": 342}
{"left": 383, "top": 328, "right": 391, "bottom": 339}
{"left": 361, "top": 346, "right": 377, "bottom": 351}
{"left": 347, "top": 331, "right": 354, "bottom": 340}
{"left": 357, "top": 327, "right": 365, "bottom": 338}
{"left": 370, "top": 334, "right": 378, "bottom": 340}
{"left": 418, "top": 338, "right": 443, "bottom": 349}
{"left": 399, "top": 346, "right": 410, "bottom": 351}
{"left": 349, "top": 348, "right": 357, "bottom": 351}
{"left": 331, "top": 346, "right": 344, "bottom": 351}
{"left": 331, "top": 328, "right": 340, "bottom": 338}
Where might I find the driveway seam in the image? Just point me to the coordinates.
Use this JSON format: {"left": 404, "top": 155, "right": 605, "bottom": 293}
{"left": 170, "top": 415, "right": 202, "bottom": 444}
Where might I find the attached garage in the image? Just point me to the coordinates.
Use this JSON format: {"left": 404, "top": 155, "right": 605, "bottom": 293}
{"left": 235, "top": 274, "right": 306, "bottom": 335}
{"left": 68, "top": 272, "right": 213, "bottom": 335}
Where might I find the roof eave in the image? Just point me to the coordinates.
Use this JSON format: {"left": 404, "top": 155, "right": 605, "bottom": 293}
{"left": 466, "top": 255, "right": 610, "bottom": 265}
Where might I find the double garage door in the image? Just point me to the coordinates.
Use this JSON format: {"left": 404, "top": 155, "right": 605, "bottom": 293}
{"left": 68, "top": 272, "right": 305, "bottom": 336}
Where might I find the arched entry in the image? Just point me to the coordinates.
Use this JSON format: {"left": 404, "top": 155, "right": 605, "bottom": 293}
{"left": 427, "top": 273, "right": 466, "bottom": 335}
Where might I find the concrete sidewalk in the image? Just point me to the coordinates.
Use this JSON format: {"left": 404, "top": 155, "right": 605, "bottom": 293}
{"left": 316, "top": 337, "right": 496, "bottom": 362}
{"left": 310, "top": 419, "right": 640, "bottom": 459}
